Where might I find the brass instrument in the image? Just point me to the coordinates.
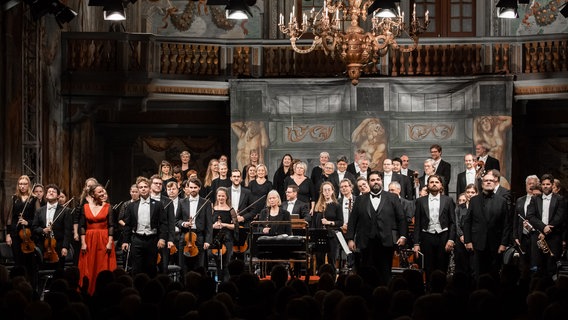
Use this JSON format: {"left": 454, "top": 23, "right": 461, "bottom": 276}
{"left": 517, "top": 213, "right": 534, "bottom": 234}
{"left": 475, "top": 160, "right": 486, "bottom": 179}
{"left": 518, "top": 214, "right": 553, "bottom": 256}
{"left": 537, "top": 235, "right": 554, "bottom": 257}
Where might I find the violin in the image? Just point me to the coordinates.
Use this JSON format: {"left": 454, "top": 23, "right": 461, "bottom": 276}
{"left": 183, "top": 217, "right": 199, "bottom": 258}
{"left": 43, "top": 222, "right": 59, "bottom": 263}
{"left": 19, "top": 216, "right": 36, "bottom": 254}
{"left": 18, "top": 196, "right": 36, "bottom": 254}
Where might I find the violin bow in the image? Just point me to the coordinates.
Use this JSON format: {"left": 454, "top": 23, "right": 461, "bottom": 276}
{"left": 51, "top": 197, "right": 75, "bottom": 224}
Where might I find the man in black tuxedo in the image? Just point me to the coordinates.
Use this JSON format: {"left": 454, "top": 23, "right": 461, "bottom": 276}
{"left": 491, "top": 170, "right": 513, "bottom": 214}
{"left": 392, "top": 157, "right": 414, "bottom": 200}
{"left": 122, "top": 177, "right": 169, "bottom": 278}
{"left": 464, "top": 171, "right": 511, "bottom": 279}
{"left": 346, "top": 171, "right": 407, "bottom": 285}
{"left": 150, "top": 174, "right": 176, "bottom": 273}
{"left": 513, "top": 175, "right": 540, "bottom": 276}
{"left": 417, "top": 159, "right": 437, "bottom": 198}
{"left": 337, "top": 178, "right": 356, "bottom": 269}
{"left": 347, "top": 149, "right": 366, "bottom": 176}
{"left": 381, "top": 159, "right": 410, "bottom": 200}
{"left": 229, "top": 169, "right": 253, "bottom": 227}
{"left": 282, "top": 185, "right": 310, "bottom": 222}
{"left": 176, "top": 178, "right": 212, "bottom": 274}
{"left": 413, "top": 175, "right": 456, "bottom": 282}
{"left": 354, "top": 157, "right": 371, "bottom": 195}
{"left": 329, "top": 156, "right": 357, "bottom": 197}
{"left": 475, "top": 144, "right": 500, "bottom": 172}
{"left": 527, "top": 174, "right": 567, "bottom": 277}
{"left": 456, "top": 154, "right": 478, "bottom": 197}
{"left": 430, "top": 144, "right": 451, "bottom": 195}
{"left": 399, "top": 154, "right": 416, "bottom": 179}
{"left": 32, "top": 184, "right": 72, "bottom": 270}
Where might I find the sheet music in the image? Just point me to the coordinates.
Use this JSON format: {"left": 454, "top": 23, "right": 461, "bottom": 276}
{"left": 335, "top": 230, "right": 352, "bottom": 255}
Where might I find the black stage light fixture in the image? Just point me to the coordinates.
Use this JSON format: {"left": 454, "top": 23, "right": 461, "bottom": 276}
{"left": 225, "top": 0, "right": 252, "bottom": 20}
{"left": 496, "top": 0, "right": 518, "bottom": 19}
{"left": 103, "top": 0, "right": 125, "bottom": 21}
{"left": 52, "top": 2, "right": 77, "bottom": 28}
{"left": 367, "top": 0, "right": 398, "bottom": 18}
{"left": 561, "top": 2, "right": 568, "bottom": 18}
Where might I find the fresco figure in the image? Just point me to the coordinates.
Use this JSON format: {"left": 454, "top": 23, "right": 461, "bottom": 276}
{"left": 473, "top": 115, "right": 512, "bottom": 177}
{"left": 231, "top": 121, "right": 268, "bottom": 170}
{"left": 352, "top": 118, "right": 388, "bottom": 170}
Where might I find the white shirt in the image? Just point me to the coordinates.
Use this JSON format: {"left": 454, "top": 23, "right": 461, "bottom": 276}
{"left": 370, "top": 193, "right": 381, "bottom": 211}
{"left": 188, "top": 196, "right": 199, "bottom": 228}
{"left": 479, "top": 155, "right": 488, "bottom": 163}
{"left": 46, "top": 203, "right": 57, "bottom": 225}
{"left": 286, "top": 200, "right": 296, "bottom": 215}
{"left": 232, "top": 186, "right": 241, "bottom": 211}
{"left": 465, "top": 168, "right": 476, "bottom": 185}
{"left": 359, "top": 171, "right": 367, "bottom": 180}
{"left": 542, "top": 194, "right": 552, "bottom": 224}
{"left": 137, "top": 198, "right": 154, "bottom": 235}
{"left": 338, "top": 171, "right": 345, "bottom": 182}
{"left": 401, "top": 168, "right": 408, "bottom": 176}
{"left": 425, "top": 194, "right": 446, "bottom": 233}
{"left": 383, "top": 172, "right": 393, "bottom": 189}
{"left": 342, "top": 197, "right": 353, "bottom": 224}
{"left": 171, "top": 197, "right": 180, "bottom": 232}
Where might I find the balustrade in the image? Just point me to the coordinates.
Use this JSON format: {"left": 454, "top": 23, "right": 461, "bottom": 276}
{"left": 61, "top": 33, "right": 568, "bottom": 82}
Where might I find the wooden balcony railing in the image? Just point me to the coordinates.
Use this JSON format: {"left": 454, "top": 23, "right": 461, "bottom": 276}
{"left": 61, "top": 33, "right": 568, "bottom": 83}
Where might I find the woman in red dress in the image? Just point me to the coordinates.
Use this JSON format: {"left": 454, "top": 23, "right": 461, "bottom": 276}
{"left": 78, "top": 183, "right": 117, "bottom": 295}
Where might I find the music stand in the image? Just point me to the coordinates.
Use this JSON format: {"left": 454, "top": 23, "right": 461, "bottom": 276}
{"left": 308, "top": 228, "right": 328, "bottom": 254}
{"left": 211, "top": 229, "right": 226, "bottom": 282}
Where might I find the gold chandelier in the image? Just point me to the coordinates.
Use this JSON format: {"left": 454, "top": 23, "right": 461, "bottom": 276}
{"left": 279, "top": 0, "right": 430, "bottom": 85}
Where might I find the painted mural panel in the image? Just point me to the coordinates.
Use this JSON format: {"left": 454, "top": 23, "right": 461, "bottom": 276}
{"left": 230, "top": 78, "right": 513, "bottom": 195}
{"left": 515, "top": 0, "right": 568, "bottom": 35}
{"left": 147, "top": 0, "right": 264, "bottom": 38}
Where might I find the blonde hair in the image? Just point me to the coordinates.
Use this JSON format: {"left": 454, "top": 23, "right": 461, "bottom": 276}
{"left": 15, "top": 175, "right": 32, "bottom": 198}
{"left": 314, "top": 182, "right": 338, "bottom": 213}
{"left": 204, "top": 159, "right": 219, "bottom": 187}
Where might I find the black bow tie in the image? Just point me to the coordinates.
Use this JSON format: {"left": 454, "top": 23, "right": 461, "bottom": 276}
{"left": 371, "top": 193, "right": 381, "bottom": 198}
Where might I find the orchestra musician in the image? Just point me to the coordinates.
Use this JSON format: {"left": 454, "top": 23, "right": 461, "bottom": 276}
{"left": 32, "top": 184, "right": 73, "bottom": 270}
{"left": 5, "top": 175, "right": 41, "bottom": 288}
{"left": 312, "top": 182, "right": 343, "bottom": 273}
{"left": 121, "top": 176, "right": 169, "bottom": 278}
{"left": 258, "top": 190, "right": 291, "bottom": 236}
{"left": 211, "top": 187, "right": 237, "bottom": 282}
{"left": 176, "top": 178, "right": 212, "bottom": 275}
